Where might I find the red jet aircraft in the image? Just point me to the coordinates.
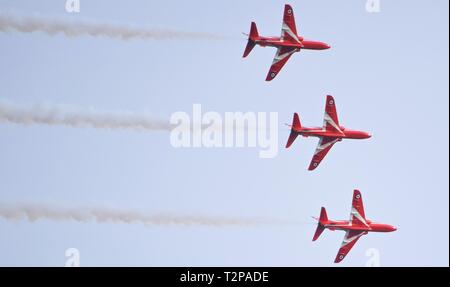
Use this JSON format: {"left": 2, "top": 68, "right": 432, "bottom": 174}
{"left": 243, "top": 4, "right": 330, "bottom": 81}
{"left": 313, "top": 189, "right": 397, "bottom": 263}
{"left": 286, "top": 95, "right": 371, "bottom": 171}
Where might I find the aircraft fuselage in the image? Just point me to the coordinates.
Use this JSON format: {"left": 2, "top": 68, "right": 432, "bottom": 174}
{"left": 323, "top": 220, "right": 397, "bottom": 233}
{"left": 293, "top": 126, "right": 372, "bottom": 140}
{"left": 255, "top": 36, "right": 331, "bottom": 50}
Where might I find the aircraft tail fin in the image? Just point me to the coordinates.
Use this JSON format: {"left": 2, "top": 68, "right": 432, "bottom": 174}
{"left": 285, "top": 113, "right": 301, "bottom": 148}
{"left": 249, "top": 22, "right": 259, "bottom": 41}
{"left": 312, "top": 207, "right": 328, "bottom": 241}
{"left": 319, "top": 207, "right": 328, "bottom": 224}
{"left": 243, "top": 22, "right": 259, "bottom": 58}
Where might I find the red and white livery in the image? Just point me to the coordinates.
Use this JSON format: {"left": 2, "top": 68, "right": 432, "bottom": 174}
{"left": 243, "top": 4, "right": 330, "bottom": 81}
{"left": 286, "top": 95, "right": 371, "bottom": 170}
{"left": 313, "top": 190, "right": 397, "bottom": 263}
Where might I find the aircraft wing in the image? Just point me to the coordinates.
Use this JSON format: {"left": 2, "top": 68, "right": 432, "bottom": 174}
{"left": 349, "top": 189, "right": 370, "bottom": 227}
{"left": 281, "top": 4, "right": 301, "bottom": 44}
{"left": 265, "top": 46, "right": 297, "bottom": 81}
{"left": 334, "top": 230, "right": 366, "bottom": 263}
{"left": 323, "top": 95, "right": 344, "bottom": 134}
{"left": 308, "top": 137, "right": 340, "bottom": 170}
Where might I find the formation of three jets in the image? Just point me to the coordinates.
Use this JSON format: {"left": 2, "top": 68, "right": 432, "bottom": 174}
{"left": 242, "top": 5, "right": 396, "bottom": 263}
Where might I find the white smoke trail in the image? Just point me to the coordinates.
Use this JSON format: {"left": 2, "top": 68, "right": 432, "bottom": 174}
{"left": 0, "top": 204, "right": 290, "bottom": 227}
{"left": 0, "top": 11, "right": 220, "bottom": 41}
{"left": 0, "top": 99, "right": 261, "bottom": 133}
{"left": 0, "top": 99, "right": 171, "bottom": 131}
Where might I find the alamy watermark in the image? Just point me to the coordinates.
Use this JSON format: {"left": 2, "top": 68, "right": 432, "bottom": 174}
{"left": 366, "top": 0, "right": 381, "bottom": 13}
{"left": 170, "top": 104, "right": 279, "bottom": 159}
{"left": 365, "top": 248, "right": 381, "bottom": 267}
{"left": 65, "top": 0, "right": 80, "bottom": 13}
{"left": 65, "top": 248, "right": 80, "bottom": 267}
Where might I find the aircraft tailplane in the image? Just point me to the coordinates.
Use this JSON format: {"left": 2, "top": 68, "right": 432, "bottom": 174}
{"left": 312, "top": 207, "right": 328, "bottom": 241}
{"left": 285, "top": 113, "right": 302, "bottom": 148}
{"left": 243, "top": 22, "right": 259, "bottom": 58}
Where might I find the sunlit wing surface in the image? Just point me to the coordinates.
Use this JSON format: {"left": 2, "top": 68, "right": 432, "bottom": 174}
{"left": 350, "top": 189, "right": 369, "bottom": 227}
{"left": 323, "top": 95, "right": 343, "bottom": 134}
{"left": 308, "top": 137, "right": 339, "bottom": 170}
{"left": 334, "top": 230, "right": 366, "bottom": 263}
{"left": 265, "top": 46, "right": 297, "bottom": 81}
{"left": 281, "top": 4, "right": 300, "bottom": 43}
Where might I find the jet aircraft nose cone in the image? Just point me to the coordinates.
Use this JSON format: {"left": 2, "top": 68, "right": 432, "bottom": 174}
{"left": 391, "top": 226, "right": 397, "bottom": 232}
{"left": 367, "top": 133, "right": 372, "bottom": 138}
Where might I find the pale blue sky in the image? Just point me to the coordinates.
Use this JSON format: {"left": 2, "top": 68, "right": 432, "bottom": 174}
{"left": 0, "top": 0, "right": 448, "bottom": 266}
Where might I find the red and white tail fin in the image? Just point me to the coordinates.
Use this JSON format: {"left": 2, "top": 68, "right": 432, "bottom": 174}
{"left": 285, "top": 113, "right": 302, "bottom": 148}
{"left": 243, "top": 22, "right": 259, "bottom": 58}
{"left": 312, "top": 207, "right": 328, "bottom": 241}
